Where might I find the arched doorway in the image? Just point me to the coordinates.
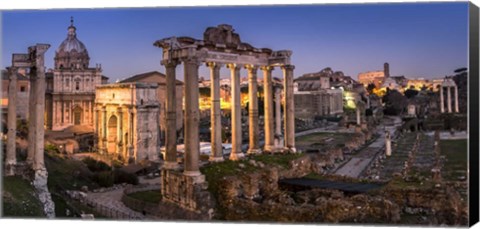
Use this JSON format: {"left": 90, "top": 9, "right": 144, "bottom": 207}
{"left": 107, "top": 115, "right": 118, "bottom": 154}
{"left": 73, "top": 106, "right": 83, "bottom": 125}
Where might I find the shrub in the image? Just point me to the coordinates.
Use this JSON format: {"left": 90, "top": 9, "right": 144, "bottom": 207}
{"left": 82, "top": 157, "right": 111, "bottom": 172}
{"left": 45, "top": 144, "right": 59, "bottom": 154}
{"left": 114, "top": 170, "right": 138, "bottom": 185}
{"left": 93, "top": 171, "right": 114, "bottom": 187}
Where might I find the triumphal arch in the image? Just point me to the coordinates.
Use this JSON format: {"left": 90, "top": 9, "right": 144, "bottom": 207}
{"left": 154, "top": 24, "right": 296, "bottom": 211}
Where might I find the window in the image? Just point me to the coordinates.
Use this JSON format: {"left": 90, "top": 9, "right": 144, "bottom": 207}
{"left": 76, "top": 81, "right": 80, "bottom": 91}
{"left": 66, "top": 79, "right": 70, "bottom": 87}
{"left": 20, "top": 86, "right": 26, "bottom": 92}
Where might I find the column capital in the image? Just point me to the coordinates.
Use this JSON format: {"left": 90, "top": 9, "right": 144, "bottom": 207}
{"left": 161, "top": 59, "right": 179, "bottom": 67}
{"left": 226, "top": 63, "right": 242, "bottom": 71}
{"left": 181, "top": 56, "right": 201, "bottom": 67}
{"left": 244, "top": 64, "right": 259, "bottom": 72}
{"left": 206, "top": 62, "right": 223, "bottom": 69}
{"left": 260, "top": 65, "right": 273, "bottom": 71}
{"left": 281, "top": 64, "right": 295, "bottom": 70}
{"left": 7, "top": 67, "right": 17, "bottom": 80}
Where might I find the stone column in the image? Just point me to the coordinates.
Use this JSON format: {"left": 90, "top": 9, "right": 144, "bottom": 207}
{"left": 282, "top": 65, "right": 296, "bottom": 152}
{"left": 6, "top": 67, "right": 17, "bottom": 175}
{"left": 356, "top": 107, "right": 361, "bottom": 125}
{"left": 61, "top": 101, "right": 65, "bottom": 125}
{"left": 162, "top": 60, "right": 179, "bottom": 169}
{"left": 447, "top": 86, "right": 452, "bottom": 113}
{"left": 117, "top": 107, "right": 123, "bottom": 157}
{"left": 69, "top": 101, "right": 73, "bottom": 124}
{"left": 385, "top": 131, "right": 392, "bottom": 156}
{"left": 273, "top": 86, "right": 283, "bottom": 151}
{"left": 102, "top": 106, "right": 107, "bottom": 154}
{"left": 262, "top": 66, "right": 274, "bottom": 152}
{"left": 94, "top": 108, "right": 99, "bottom": 134}
{"left": 127, "top": 107, "right": 134, "bottom": 160}
{"left": 454, "top": 85, "right": 459, "bottom": 113}
{"left": 93, "top": 107, "right": 99, "bottom": 150}
{"left": 183, "top": 57, "right": 202, "bottom": 176}
{"left": 27, "top": 68, "right": 37, "bottom": 165}
{"left": 440, "top": 86, "right": 444, "bottom": 113}
{"left": 32, "top": 44, "right": 50, "bottom": 171}
{"left": 246, "top": 64, "right": 261, "bottom": 154}
{"left": 274, "top": 87, "right": 282, "bottom": 136}
{"left": 208, "top": 62, "right": 224, "bottom": 162}
{"left": 228, "top": 63, "right": 244, "bottom": 160}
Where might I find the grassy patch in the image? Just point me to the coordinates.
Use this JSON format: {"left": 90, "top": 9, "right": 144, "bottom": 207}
{"left": 440, "top": 139, "right": 467, "bottom": 181}
{"left": 384, "top": 177, "right": 434, "bottom": 191}
{"left": 251, "top": 153, "right": 304, "bottom": 168}
{"left": 295, "top": 132, "right": 355, "bottom": 152}
{"left": 45, "top": 153, "right": 99, "bottom": 192}
{"left": 127, "top": 190, "right": 162, "bottom": 203}
{"left": 52, "top": 193, "right": 107, "bottom": 219}
{"left": 2, "top": 176, "right": 45, "bottom": 217}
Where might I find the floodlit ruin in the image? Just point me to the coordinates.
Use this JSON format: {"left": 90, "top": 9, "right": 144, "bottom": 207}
{"left": 154, "top": 24, "right": 297, "bottom": 211}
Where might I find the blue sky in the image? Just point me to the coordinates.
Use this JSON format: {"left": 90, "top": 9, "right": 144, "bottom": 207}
{"left": 1, "top": 2, "right": 469, "bottom": 81}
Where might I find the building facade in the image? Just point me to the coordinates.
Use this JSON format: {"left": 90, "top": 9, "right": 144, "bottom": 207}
{"left": 94, "top": 83, "right": 161, "bottom": 163}
{"left": 46, "top": 19, "right": 105, "bottom": 130}
{"left": 358, "top": 62, "right": 390, "bottom": 88}
{"left": 120, "top": 71, "right": 184, "bottom": 133}
{"left": 1, "top": 70, "right": 30, "bottom": 120}
{"left": 294, "top": 70, "right": 344, "bottom": 120}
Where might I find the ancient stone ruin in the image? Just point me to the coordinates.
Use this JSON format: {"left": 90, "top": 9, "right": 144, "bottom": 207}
{"left": 5, "top": 44, "right": 55, "bottom": 218}
{"left": 154, "top": 24, "right": 296, "bottom": 212}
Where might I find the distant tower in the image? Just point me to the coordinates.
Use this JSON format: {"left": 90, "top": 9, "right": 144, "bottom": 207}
{"left": 384, "top": 62, "right": 390, "bottom": 78}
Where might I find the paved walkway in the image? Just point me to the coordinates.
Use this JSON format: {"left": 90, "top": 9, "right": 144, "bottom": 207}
{"left": 333, "top": 118, "right": 402, "bottom": 178}
{"left": 295, "top": 123, "right": 355, "bottom": 138}
{"left": 85, "top": 187, "right": 145, "bottom": 219}
{"left": 84, "top": 175, "right": 161, "bottom": 219}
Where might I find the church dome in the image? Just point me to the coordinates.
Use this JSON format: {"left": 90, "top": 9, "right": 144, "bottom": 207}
{"left": 54, "top": 17, "right": 90, "bottom": 69}
{"left": 57, "top": 34, "right": 88, "bottom": 54}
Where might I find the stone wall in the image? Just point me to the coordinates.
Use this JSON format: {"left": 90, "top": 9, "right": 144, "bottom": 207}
{"left": 213, "top": 154, "right": 401, "bottom": 223}
{"left": 121, "top": 184, "right": 211, "bottom": 220}
{"left": 382, "top": 185, "right": 468, "bottom": 225}
{"left": 160, "top": 169, "right": 215, "bottom": 216}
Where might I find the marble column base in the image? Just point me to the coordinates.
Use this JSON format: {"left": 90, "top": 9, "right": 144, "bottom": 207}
{"left": 209, "top": 156, "right": 224, "bottom": 162}
{"left": 263, "top": 144, "right": 275, "bottom": 153}
{"left": 183, "top": 171, "right": 205, "bottom": 184}
{"left": 247, "top": 148, "right": 262, "bottom": 155}
{"left": 229, "top": 152, "right": 245, "bottom": 161}
{"left": 284, "top": 147, "right": 297, "bottom": 153}
{"left": 4, "top": 162, "right": 16, "bottom": 176}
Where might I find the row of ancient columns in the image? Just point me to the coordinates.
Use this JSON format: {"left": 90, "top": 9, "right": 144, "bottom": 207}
{"left": 439, "top": 85, "right": 459, "bottom": 113}
{"left": 161, "top": 57, "right": 296, "bottom": 177}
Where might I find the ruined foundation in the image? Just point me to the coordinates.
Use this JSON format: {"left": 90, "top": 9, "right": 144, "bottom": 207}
{"left": 160, "top": 169, "right": 215, "bottom": 215}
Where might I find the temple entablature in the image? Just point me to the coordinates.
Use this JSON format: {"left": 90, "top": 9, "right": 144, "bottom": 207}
{"left": 154, "top": 25, "right": 292, "bottom": 68}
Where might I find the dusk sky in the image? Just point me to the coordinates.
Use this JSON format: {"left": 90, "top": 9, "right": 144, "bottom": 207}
{"left": 1, "top": 2, "right": 468, "bottom": 81}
